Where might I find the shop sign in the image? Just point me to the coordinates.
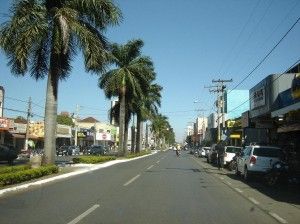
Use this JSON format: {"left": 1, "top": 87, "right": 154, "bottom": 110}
{"left": 77, "top": 132, "right": 87, "bottom": 138}
{"left": 96, "top": 132, "right": 111, "bottom": 141}
{"left": 291, "top": 73, "right": 300, "bottom": 99}
{"left": 251, "top": 87, "right": 265, "bottom": 109}
{"left": 0, "top": 118, "right": 9, "bottom": 130}
{"left": 13, "top": 123, "right": 27, "bottom": 133}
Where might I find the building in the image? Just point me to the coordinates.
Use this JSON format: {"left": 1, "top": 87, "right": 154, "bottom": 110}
{"left": 194, "top": 117, "right": 208, "bottom": 145}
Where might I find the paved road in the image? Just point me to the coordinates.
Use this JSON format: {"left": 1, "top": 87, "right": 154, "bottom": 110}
{"left": 0, "top": 151, "right": 284, "bottom": 224}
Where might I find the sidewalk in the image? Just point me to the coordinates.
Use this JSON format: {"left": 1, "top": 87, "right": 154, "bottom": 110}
{"left": 193, "top": 156, "right": 300, "bottom": 224}
{"left": 0, "top": 151, "right": 158, "bottom": 197}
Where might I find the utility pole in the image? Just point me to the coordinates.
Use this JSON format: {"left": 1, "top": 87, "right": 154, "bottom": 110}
{"left": 74, "top": 104, "right": 80, "bottom": 146}
{"left": 208, "top": 79, "right": 233, "bottom": 142}
{"left": 24, "top": 97, "right": 32, "bottom": 151}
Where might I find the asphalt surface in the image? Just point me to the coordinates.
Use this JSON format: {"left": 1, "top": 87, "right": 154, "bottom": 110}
{"left": 0, "top": 151, "right": 291, "bottom": 224}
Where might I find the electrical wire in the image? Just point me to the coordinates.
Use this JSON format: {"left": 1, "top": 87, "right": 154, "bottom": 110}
{"left": 228, "top": 15, "right": 300, "bottom": 94}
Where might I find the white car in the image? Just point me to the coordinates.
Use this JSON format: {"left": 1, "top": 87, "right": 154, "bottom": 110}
{"left": 203, "top": 147, "right": 210, "bottom": 158}
{"left": 223, "top": 146, "right": 242, "bottom": 165}
{"left": 236, "top": 145, "right": 281, "bottom": 181}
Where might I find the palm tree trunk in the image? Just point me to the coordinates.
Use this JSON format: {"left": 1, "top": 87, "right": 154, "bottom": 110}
{"left": 119, "top": 92, "right": 126, "bottom": 155}
{"left": 136, "top": 114, "right": 143, "bottom": 153}
{"left": 124, "top": 119, "right": 129, "bottom": 154}
{"left": 43, "top": 71, "right": 58, "bottom": 164}
{"left": 131, "top": 125, "right": 135, "bottom": 153}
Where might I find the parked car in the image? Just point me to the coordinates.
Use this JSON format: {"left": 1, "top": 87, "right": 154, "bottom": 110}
{"left": 89, "top": 145, "right": 106, "bottom": 155}
{"left": 68, "top": 146, "right": 80, "bottom": 156}
{"left": 56, "top": 145, "right": 69, "bottom": 156}
{"left": 203, "top": 147, "right": 211, "bottom": 158}
{"left": 207, "top": 144, "right": 218, "bottom": 164}
{"left": 223, "top": 146, "right": 242, "bottom": 165}
{"left": 0, "top": 144, "right": 18, "bottom": 165}
{"left": 198, "top": 147, "right": 206, "bottom": 157}
{"left": 236, "top": 145, "right": 281, "bottom": 181}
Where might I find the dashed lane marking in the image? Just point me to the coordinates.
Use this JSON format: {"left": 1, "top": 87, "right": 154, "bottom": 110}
{"left": 67, "top": 204, "right": 100, "bottom": 224}
{"left": 248, "top": 197, "right": 260, "bottom": 205}
{"left": 234, "top": 188, "right": 243, "bottom": 193}
{"left": 147, "top": 165, "right": 154, "bottom": 170}
{"left": 123, "top": 174, "right": 141, "bottom": 186}
{"left": 156, "top": 160, "right": 160, "bottom": 164}
{"left": 268, "top": 212, "right": 288, "bottom": 224}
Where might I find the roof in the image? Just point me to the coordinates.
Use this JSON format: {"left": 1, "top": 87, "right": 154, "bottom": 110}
{"left": 79, "top": 117, "right": 99, "bottom": 123}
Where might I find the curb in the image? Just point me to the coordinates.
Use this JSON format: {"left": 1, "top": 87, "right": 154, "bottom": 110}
{"left": 0, "top": 151, "right": 157, "bottom": 197}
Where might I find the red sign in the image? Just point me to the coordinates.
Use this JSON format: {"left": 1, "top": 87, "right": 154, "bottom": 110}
{"left": 102, "top": 133, "right": 107, "bottom": 140}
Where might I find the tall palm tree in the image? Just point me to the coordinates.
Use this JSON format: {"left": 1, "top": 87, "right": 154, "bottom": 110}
{"left": 135, "top": 83, "right": 162, "bottom": 152}
{"left": 0, "top": 0, "right": 121, "bottom": 164}
{"left": 99, "top": 39, "right": 154, "bottom": 155}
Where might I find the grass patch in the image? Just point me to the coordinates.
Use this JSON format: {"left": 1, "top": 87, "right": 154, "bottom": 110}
{"left": 0, "top": 165, "right": 58, "bottom": 186}
{"left": 0, "top": 164, "right": 31, "bottom": 174}
{"left": 126, "top": 150, "right": 151, "bottom": 159}
{"left": 72, "top": 156, "right": 116, "bottom": 164}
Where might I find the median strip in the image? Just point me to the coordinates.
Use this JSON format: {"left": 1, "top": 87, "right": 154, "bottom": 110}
{"left": 67, "top": 204, "right": 100, "bottom": 224}
{"left": 123, "top": 174, "right": 141, "bottom": 186}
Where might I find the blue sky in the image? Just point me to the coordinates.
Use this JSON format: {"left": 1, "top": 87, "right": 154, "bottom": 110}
{"left": 1, "top": 0, "right": 300, "bottom": 141}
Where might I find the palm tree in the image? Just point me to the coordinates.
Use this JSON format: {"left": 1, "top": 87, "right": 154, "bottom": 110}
{"left": 151, "top": 114, "right": 169, "bottom": 149}
{"left": 99, "top": 39, "right": 154, "bottom": 155}
{"left": 135, "top": 83, "right": 162, "bottom": 152}
{"left": 0, "top": 0, "right": 121, "bottom": 164}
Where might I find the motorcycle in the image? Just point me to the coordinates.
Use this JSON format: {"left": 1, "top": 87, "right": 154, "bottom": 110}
{"left": 228, "top": 152, "right": 239, "bottom": 171}
{"left": 264, "top": 161, "right": 289, "bottom": 186}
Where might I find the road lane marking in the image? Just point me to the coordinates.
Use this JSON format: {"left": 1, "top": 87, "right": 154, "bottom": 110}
{"left": 268, "top": 212, "right": 288, "bottom": 224}
{"left": 219, "top": 177, "right": 224, "bottom": 180}
{"left": 147, "top": 165, "right": 154, "bottom": 170}
{"left": 234, "top": 188, "right": 243, "bottom": 193}
{"left": 123, "top": 174, "right": 141, "bottom": 186}
{"left": 226, "top": 181, "right": 232, "bottom": 185}
{"left": 156, "top": 160, "right": 160, "bottom": 164}
{"left": 67, "top": 204, "right": 100, "bottom": 224}
{"left": 248, "top": 197, "right": 260, "bottom": 205}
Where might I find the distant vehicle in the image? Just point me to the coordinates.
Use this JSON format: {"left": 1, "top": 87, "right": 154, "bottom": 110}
{"left": 89, "top": 145, "right": 106, "bottom": 155}
{"left": 197, "top": 147, "right": 206, "bottom": 157}
{"left": 202, "top": 147, "right": 211, "bottom": 158}
{"left": 68, "top": 146, "right": 80, "bottom": 156}
{"left": 207, "top": 144, "right": 218, "bottom": 164}
{"left": 236, "top": 145, "right": 281, "bottom": 181}
{"left": 0, "top": 144, "right": 18, "bottom": 165}
{"left": 56, "top": 146, "right": 69, "bottom": 156}
{"left": 223, "top": 146, "right": 242, "bottom": 165}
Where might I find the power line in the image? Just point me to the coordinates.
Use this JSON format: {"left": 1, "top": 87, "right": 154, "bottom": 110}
{"left": 223, "top": 58, "right": 300, "bottom": 117}
{"left": 228, "top": 15, "right": 300, "bottom": 94}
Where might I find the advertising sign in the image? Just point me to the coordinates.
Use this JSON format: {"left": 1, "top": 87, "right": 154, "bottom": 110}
{"left": 251, "top": 87, "right": 265, "bottom": 109}
{"left": 96, "top": 132, "right": 111, "bottom": 141}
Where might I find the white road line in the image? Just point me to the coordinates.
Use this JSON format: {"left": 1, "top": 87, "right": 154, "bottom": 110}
{"left": 219, "top": 177, "right": 224, "bottom": 180}
{"left": 234, "top": 188, "right": 243, "bottom": 193}
{"left": 268, "top": 212, "right": 288, "bottom": 224}
{"left": 67, "top": 204, "right": 100, "bottom": 224}
{"left": 226, "top": 181, "right": 232, "bottom": 185}
{"left": 147, "top": 165, "right": 154, "bottom": 170}
{"left": 123, "top": 174, "right": 141, "bottom": 186}
{"left": 248, "top": 197, "right": 260, "bottom": 205}
{"left": 156, "top": 160, "right": 160, "bottom": 164}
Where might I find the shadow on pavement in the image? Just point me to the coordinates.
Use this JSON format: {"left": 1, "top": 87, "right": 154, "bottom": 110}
{"left": 226, "top": 173, "right": 300, "bottom": 206}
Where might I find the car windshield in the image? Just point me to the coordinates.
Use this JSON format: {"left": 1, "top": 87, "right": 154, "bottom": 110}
{"left": 226, "top": 147, "right": 241, "bottom": 153}
{"left": 253, "top": 147, "right": 280, "bottom": 157}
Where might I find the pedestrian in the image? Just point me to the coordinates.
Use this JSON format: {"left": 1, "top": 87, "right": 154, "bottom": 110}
{"left": 217, "top": 141, "right": 225, "bottom": 170}
{"left": 176, "top": 144, "right": 180, "bottom": 157}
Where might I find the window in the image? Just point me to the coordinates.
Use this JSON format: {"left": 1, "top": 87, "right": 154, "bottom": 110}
{"left": 253, "top": 147, "right": 280, "bottom": 157}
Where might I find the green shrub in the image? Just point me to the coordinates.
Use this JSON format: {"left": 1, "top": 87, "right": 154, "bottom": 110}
{"left": 72, "top": 156, "right": 116, "bottom": 164}
{"left": 0, "top": 165, "right": 58, "bottom": 186}
{"left": 0, "top": 165, "right": 31, "bottom": 174}
{"left": 126, "top": 150, "right": 151, "bottom": 159}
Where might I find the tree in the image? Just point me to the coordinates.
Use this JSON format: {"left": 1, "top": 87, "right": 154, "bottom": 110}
{"left": 99, "top": 39, "right": 154, "bottom": 155}
{"left": 150, "top": 114, "right": 173, "bottom": 149}
{"left": 57, "top": 114, "right": 74, "bottom": 127}
{"left": 0, "top": 0, "right": 121, "bottom": 164}
{"left": 14, "top": 116, "right": 27, "bottom": 123}
{"left": 134, "top": 83, "right": 162, "bottom": 152}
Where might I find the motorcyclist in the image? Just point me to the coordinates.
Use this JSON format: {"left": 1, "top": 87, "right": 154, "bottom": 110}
{"left": 176, "top": 144, "right": 180, "bottom": 156}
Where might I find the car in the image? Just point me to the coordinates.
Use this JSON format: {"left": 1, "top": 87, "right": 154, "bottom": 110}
{"left": 207, "top": 144, "right": 218, "bottom": 164}
{"left": 223, "top": 146, "right": 242, "bottom": 165}
{"left": 202, "top": 147, "right": 211, "bottom": 158}
{"left": 197, "top": 147, "right": 206, "bottom": 157}
{"left": 0, "top": 144, "right": 18, "bottom": 165}
{"left": 236, "top": 145, "right": 281, "bottom": 181}
{"left": 89, "top": 145, "right": 106, "bottom": 155}
{"left": 56, "top": 145, "right": 69, "bottom": 156}
{"left": 68, "top": 146, "right": 80, "bottom": 156}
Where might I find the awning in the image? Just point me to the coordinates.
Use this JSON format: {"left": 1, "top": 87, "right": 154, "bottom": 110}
{"left": 277, "top": 123, "right": 300, "bottom": 133}
{"left": 230, "top": 134, "right": 241, "bottom": 139}
{"left": 271, "top": 102, "right": 300, "bottom": 118}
